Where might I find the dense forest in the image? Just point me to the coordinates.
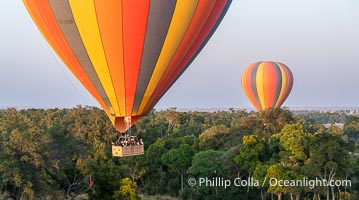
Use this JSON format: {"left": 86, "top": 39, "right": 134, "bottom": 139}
{"left": 0, "top": 106, "right": 358, "bottom": 200}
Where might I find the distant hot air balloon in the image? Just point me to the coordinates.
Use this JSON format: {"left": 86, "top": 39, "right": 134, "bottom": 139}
{"left": 23, "top": 0, "right": 232, "bottom": 132}
{"left": 242, "top": 61, "right": 293, "bottom": 111}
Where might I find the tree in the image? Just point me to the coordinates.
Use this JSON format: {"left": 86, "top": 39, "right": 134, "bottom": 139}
{"left": 235, "top": 135, "right": 265, "bottom": 174}
{"left": 121, "top": 156, "right": 148, "bottom": 183}
{"left": 187, "top": 150, "right": 227, "bottom": 199}
{"left": 141, "top": 139, "right": 168, "bottom": 195}
{"left": 258, "top": 108, "right": 295, "bottom": 139}
{"left": 113, "top": 178, "right": 140, "bottom": 200}
{"left": 234, "top": 135, "right": 266, "bottom": 199}
{"left": 304, "top": 132, "right": 356, "bottom": 200}
{"left": 0, "top": 109, "right": 59, "bottom": 199}
{"left": 344, "top": 116, "right": 359, "bottom": 144}
{"left": 266, "top": 164, "right": 285, "bottom": 200}
{"left": 161, "top": 144, "right": 195, "bottom": 192}
{"left": 222, "top": 145, "right": 242, "bottom": 179}
{"left": 188, "top": 150, "right": 225, "bottom": 177}
{"left": 199, "top": 125, "right": 230, "bottom": 150}
{"left": 230, "top": 114, "right": 264, "bottom": 137}
{"left": 266, "top": 164, "right": 304, "bottom": 200}
{"left": 165, "top": 107, "right": 180, "bottom": 135}
{"left": 272, "top": 123, "right": 309, "bottom": 167}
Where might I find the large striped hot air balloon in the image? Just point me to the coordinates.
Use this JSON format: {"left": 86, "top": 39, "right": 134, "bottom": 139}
{"left": 241, "top": 61, "right": 293, "bottom": 111}
{"left": 23, "top": 0, "right": 232, "bottom": 132}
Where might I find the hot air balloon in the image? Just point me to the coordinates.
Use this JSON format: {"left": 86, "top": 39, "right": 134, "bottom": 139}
{"left": 23, "top": 0, "right": 232, "bottom": 157}
{"left": 242, "top": 61, "right": 293, "bottom": 111}
{"left": 23, "top": 0, "right": 232, "bottom": 133}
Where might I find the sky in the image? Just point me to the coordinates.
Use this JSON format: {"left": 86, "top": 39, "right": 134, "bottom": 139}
{"left": 0, "top": 0, "right": 359, "bottom": 110}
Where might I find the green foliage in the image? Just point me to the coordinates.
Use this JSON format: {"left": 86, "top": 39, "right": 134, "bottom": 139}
{"left": 295, "top": 111, "right": 348, "bottom": 124}
{"left": 0, "top": 107, "right": 358, "bottom": 200}
{"left": 259, "top": 108, "right": 295, "bottom": 137}
{"left": 188, "top": 150, "right": 225, "bottom": 177}
{"left": 161, "top": 144, "right": 195, "bottom": 174}
{"left": 199, "top": 125, "right": 230, "bottom": 150}
{"left": 185, "top": 150, "right": 229, "bottom": 200}
{"left": 235, "top": 135, "right": 265, "bottom": 173}
{"left": 0, "top": 109, "right": 59, "bottom": 199}
{"left": 272, "top": 123, "right": 309, "bottom": 166}
{"left": 304, "top": 132, "right": 355, "bottom": 178}
{"left": 266, "top": 164, "right": 286, "bottom": 194}
{"left": 266, "top": 164, "right": 304, "bottom": 197}
{"left": 221, "top": 145, "right": 241, "bottom": 179}
{"left": 344, "top": 116, "right": 359, "bottom": 144}
{"left": 230, "top": 108, "right": 294, "bottom": 140}
{"left": 113, "top": 178, "right": 140, "bottom": 200}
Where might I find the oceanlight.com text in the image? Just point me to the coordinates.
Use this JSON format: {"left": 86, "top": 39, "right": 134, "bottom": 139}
{"left": 188, "top": 176, "right": 352, "bottom": 189}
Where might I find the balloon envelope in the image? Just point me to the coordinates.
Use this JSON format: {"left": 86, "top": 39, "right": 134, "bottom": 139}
{"left": 23, "top": 0, "right": 232, "bottom": 132}
{"left": 242, "top": 61, "right": 293, "bottom": 111}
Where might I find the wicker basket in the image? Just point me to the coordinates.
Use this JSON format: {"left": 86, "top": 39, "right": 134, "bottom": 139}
{"left": 112, "top": 145, "right": 144, "bottom": 157}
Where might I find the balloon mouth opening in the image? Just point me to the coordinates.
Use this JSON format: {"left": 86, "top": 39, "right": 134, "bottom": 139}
{"left": 113, "top": 115, "right": 142, "bottom": 133}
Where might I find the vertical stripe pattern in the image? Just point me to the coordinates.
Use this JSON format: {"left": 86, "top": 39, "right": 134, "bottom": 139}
{"left": 241, "top": 61, "right": 294, "bottom": 111}
{"left": 23, "top": 0, "right": 232, "bottom": 132}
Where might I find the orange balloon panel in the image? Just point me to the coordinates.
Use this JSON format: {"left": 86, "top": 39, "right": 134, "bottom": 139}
{"left": 242, "top": 61, "right": 293, "bottom": 111}
{"left": 23, "top": 0, "right": 232, "bottom": 132}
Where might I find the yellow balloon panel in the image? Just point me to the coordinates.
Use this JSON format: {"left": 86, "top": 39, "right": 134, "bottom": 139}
{"left": 69, "top": 0, "right": 121, "bottom": 115}
{"left": 137, "top": 0, "right": 199, "bottom": 114}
